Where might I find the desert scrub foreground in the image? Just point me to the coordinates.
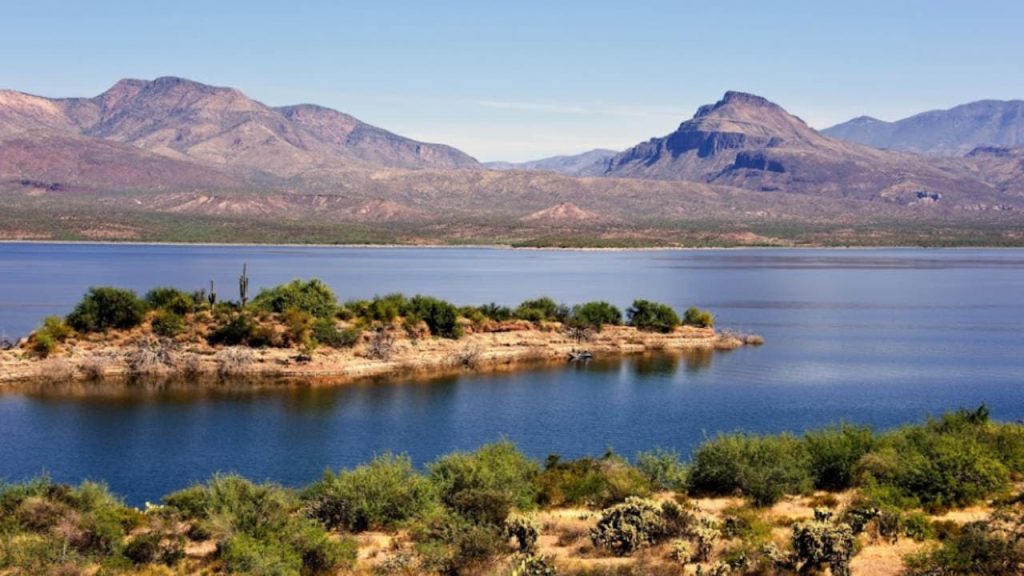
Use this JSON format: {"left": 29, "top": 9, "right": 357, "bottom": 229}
{"left": 0, "top": 276, "right": 758, "bottom": 385}
{"left": 1, "top": 407, "right": 1023, "bottom": 575}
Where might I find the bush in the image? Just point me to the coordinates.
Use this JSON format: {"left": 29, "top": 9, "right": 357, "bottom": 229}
{"left": 202, "top": 475, "right": 294, "bottom": 542}
{"left": 625, "top": 300, "right": 680, "bottom": 333}
{"left": 903, "top": 520, "right": 1024, "bottom": 576}
{"left": 408, "top": 295, "right": 462, "bottom": 339}
{"left": 514, "top": 297, "right": 568, "bottom": 323}
{"left": 207, "top": 313, "right": 257, "bottom": 346}
{"left": 151, "top": 310, "right": 185, "bottom": 338}
{"left": 123, "top": 528, "right": 185, "bottom": 566}
{"left": 589, "top": 497, "right": 667, "bottom": 556}
{"left": 144, "top": 287, "right": 197, "bottom": 315}
{"left": 252, "top": 279, "right": 337, "bottom": 318}
{"left": 345, "top": 293, "right": 410, "bottom": 323}
{"left": 66, "top": 287, "right": 148, "bottom": 332}
{"left": 569, "top": 301, "right": 622, "bottom": 331}
{"left": 682, "top": 306, "right": 715, "bottom": 328}
{"left": 305, "top": 454, "right": 437, "bottom": 532}
{"left": 635, "top": 448, "right": 688, "bottom": 491}
{"left": 282, "top": 518, "right": 358, "bottom": 574}
{"left": 858, "top": 411, "right": 1011, "bottom": 510}
{"left": 429, "top": 441, "right": 539, "bottom": 512}
{"left": 478, "top": 303, "right": 513, "bottom": 322}
{"left": 689, "top": 433, "right": 812, "bottom": 507}
{"left": 805, "top": 424, "right": 874, "bottom": 490}
{"left": 220, "top": 533, "right": 302, "bottom": 575}
{"left": 28, "top": 331, "right": 57, "bottom": 358}
{"left": 537, "top": 454, "right": 651, "bottom": 508}
{"left": 312, "top": 319, "right": 360, "bottom": 348}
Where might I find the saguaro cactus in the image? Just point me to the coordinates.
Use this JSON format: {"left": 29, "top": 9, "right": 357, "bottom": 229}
{"left": 208, "top": 280, "right": 217, "bottom": 308}
{"left": 239, "top": 264, "right": 249, "bottom": 308}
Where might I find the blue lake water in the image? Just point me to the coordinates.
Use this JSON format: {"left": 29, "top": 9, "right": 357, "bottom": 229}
{"left": 1, "top": 243, "right": 1022, "bottom": 505}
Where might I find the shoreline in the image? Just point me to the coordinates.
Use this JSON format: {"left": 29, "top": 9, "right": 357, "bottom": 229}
{"left": 0, "top": 324, "right": 758, "bottom": 389}
{"left": 2, "top": 239, "right": 1022, "bottom": 251}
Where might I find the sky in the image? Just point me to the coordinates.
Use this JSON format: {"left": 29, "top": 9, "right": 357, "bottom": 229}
{"left": 3, "top": 1, "right": 1023, "bottom": 161}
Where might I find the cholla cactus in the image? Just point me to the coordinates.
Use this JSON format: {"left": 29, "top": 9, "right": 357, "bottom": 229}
{"left": 813, "top": 507, "right": 834, "bottom": 523}
{"left": 669, "top": 539, "right": 693, "bottom": 566}
{"left": 589, "top": 497, "right": 666, "bottom": 556}
{"left": 792, "top": 521, "right": 855, "bottom": 576}
{"left": 239, "top": 264, "right": 249, "bottom": 308}
{"left": 504, "top": 513, "right": 539, "bottom": 553}
{"left": 694, "top": 522, "right": 721, "bottom": 562}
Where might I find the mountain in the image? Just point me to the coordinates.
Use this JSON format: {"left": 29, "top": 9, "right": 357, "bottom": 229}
{"left": 823, "top": 100, "right": 1024, "bottom": 156}
{"left": 602, "top": 91, "right": 1000, "bottom": 206}
{"left": 485, "top": 149, "right": 617, "bottom": 176}
{"left": 0, "top": 77, "right": 478, "bottom": 177}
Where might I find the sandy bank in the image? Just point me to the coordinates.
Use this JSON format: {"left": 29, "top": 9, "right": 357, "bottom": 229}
{"left": 0, "top": 323, "right": 760, "bottom": 389}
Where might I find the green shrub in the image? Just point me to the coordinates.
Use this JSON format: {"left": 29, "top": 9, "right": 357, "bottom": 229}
{"left": 144, "top": 287, "right": 197, "bottom": 315}
{"left": 635, "top": 448, "right": 688, "bottom": 491}
{"left": 282, "top": 518, "right": 358, "bottom": 574}
{"left": 220, "top": 533, "right": 302, "bottom": 576}
{"left": 689, "top": 433, "right": 812, "bottom": 507}
{"left": 163, "top": 485, "right": 209, "bottom": 519}
{"left": 346, "top": 293, "right": 410, "bottom": 323}
{"left": 537, "top": 454, "right": 650, "bottom": 508}
{"left": 207, "top": 313, "right": 257, "bottom": 346}
{"left": 151, "top": 309, "right": 186, "bottom": 338}
{"left": 805, "top": 424, "right": 874, "bottom": 490}
{"left": 625, "top": 300, "right": 680, "bottom": 333}
{"left": 28, "top": 331, "right": 57, "bottom": 358}
{"left": 123, "top": 528, "right": 185, "bottom": 566}
{"left": 305, "top": 454, "right": 437, "bottom": 532}
{"left": 859, "top": 412, "right": 1011, "bottom": 510}
{"left": 429, "top": 440, "right": 539, "bottom": 512}
{"left": 252, "top": 279, "right": 337, "bottom": 318}
{"left": 408, "top": 295, "right": 462, "bottom": 339}
{"left": 66, "top": 287, "right": 148, "bottom": 332}
{"left": 202, "top": 475, "right": 295, "bottom": 541}
{"left": 514, "top": 297, "right": 568, "bottom": 323}
{"left": 682, "top": 306, "right": 715, "bottom": 328}
{"left": 312, "top": 319, "right": 360, "bottom": 348}
{"left": 589, "top": 497, "right": 667, "bottom": 556}
{"left": 478, "top": 303, "right": 513, "bottom": 322}
{"left": 569, "top": 301, "right": 622, "bottom": 331}
{"left": 903, "top": 521, "right": 1023, "bottom": 576}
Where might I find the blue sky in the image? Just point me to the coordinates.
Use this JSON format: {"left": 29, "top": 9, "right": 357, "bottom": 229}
{"left": 3, "top": 1, "right": 1023, "bottom": 161}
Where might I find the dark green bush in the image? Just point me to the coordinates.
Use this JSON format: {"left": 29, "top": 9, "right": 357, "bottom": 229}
{"left": 220, "top": 533, "right": 302, "bottom": 575}
{"left": 569, "top": 301, "right": 622, "bottom": 331}
{"left": 311, "top": 318, "right": 360, "bottom": 348}
{"left": 207, "top": 313, "right": 258, "bottom": 346}
{"left": 408, "top": 295, "right": 462, "bottom": 339}
{"left": 66, "top": 287, "right": 148, "bottom": 332}
{"left": 429, "top": 440, "right": 539, "bottom": 512}
{"left": 144, "top": 287, "right": 198, "bottom": 315}
{"left": 805, "top": 424, "right": 874, "bottom": 490}
{"left": 625, "top": 300, "right": 680, "bottom": 333}
{"left": 252, "top": 279, "right": 337, "bottom": 318}
{"left": 514, "top": 297, "right": 568, "bottom": 323}
{"left": 478, "top": 302, "right": 513, "bottom": 322}
{"left": 345, "top": 293, "right": 410, "bottom": 323}
{"left": 151, "top": 309, "right": 186, "bottom": 338}
{"left": 305, "top": 454, "right": 437, "bottom": 532}
{"left": 123, "top": 528, "right": 185, "bottom": 566}
{"left": 682, "top": 306, "right": 715, "bottom": 328}
{"left": 689, "top": 433, "right": 812, "bottom": 507}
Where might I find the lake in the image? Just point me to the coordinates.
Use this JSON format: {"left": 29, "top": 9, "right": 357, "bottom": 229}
{"left": 1, "top": 243, "right": 1023, "bottom": 505}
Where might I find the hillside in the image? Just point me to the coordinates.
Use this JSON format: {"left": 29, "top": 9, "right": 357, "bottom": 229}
{"left": 823, "top": 100, "right": 1024, "bottom": 156}
{"left": 485, "top": 148, "right": 617, "bottom": 176}
{"left": 0, "top": 77, "right": 479, "bottom": 177}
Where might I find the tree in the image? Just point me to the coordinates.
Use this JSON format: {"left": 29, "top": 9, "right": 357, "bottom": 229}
{"left": 625, "top": 300, "right": 680, "bottom": 333}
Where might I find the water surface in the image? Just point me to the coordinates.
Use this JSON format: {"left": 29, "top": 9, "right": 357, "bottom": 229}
{"left": 1, "top": 244, "right": 1022, "bottom": 504}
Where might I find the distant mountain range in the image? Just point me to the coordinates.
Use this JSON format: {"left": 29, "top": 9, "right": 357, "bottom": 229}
{"left": 823, "top": 100, "right": 1024, "bottom": 156}
{"left": 1, "top": 78, "right": 1022, "bottom": 246}
{"left": 484, "top": 149, "right": 617, "bottom": 176}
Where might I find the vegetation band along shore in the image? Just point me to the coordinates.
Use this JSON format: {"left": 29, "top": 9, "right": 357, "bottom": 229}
{"left": 1, "top": 407, "right": 1022, "bottom": 575}
{"left": 0, "top": 271, "right": 758, "bottom": 384}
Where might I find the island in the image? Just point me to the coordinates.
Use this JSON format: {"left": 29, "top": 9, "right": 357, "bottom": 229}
{"left": 0, "top": 274, "right": 762, "bottom": 387}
